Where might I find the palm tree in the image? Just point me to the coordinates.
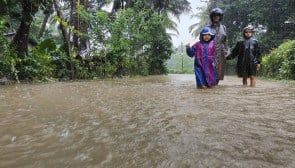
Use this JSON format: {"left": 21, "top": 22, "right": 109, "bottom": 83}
{"left": 188, "top": 7, "right": 209, "bottom": 38}
{"left": 151, "top": 0, "right": 191, "bottom": 17}
{"left": 111, "top": 0, "right": 191, "bottom": 18}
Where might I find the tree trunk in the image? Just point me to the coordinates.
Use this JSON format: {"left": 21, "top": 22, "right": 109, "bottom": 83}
{"left": 125, "top": 0, "right": 134, "bottom": 8}
{"left": 72, "top": 0, "right": 79, "bottom": 50}
{"left": 111, "top": 0, "right": 122, "bottom": 14}
{"left": 69, "top": 0, "right": 74, "bottom": 48}
{"left": 53, "top": 0, "right": 74, "bottom": 79}
{"left": 72, "top": 0, "right": 90, "bottom": 59}
{"left": 12, "top": 0, "right": 40, "bottom": 57}
{"left": 38, "top": 13, "right": 50, "bottom": 39}
{"left": 12, "top": 20, "right": 30, "bottom": 57}
{"left": 78, "top": 0, "right": 89, "bottom": 57}
{"left": 53, "top": 0, "right": 71, "bottom": 57}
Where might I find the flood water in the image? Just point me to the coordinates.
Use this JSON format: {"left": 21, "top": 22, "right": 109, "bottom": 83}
{"left": 0, "top": 74, "right": 295, "bottom": 168}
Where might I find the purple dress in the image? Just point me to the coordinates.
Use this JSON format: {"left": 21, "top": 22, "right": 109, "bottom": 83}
{"left": 187, "top": 39, "right": 218, "bottom": 87}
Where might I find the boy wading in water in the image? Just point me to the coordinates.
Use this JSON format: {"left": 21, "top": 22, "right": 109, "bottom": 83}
{"left": 227, "top": 25, "right": 261, "bottom": 87}
{"left": 186, "top": 27, "right": 218, "bottom": 89}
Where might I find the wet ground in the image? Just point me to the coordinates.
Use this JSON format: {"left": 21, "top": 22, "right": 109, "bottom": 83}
{"left": 0, "top": 74, "right": 294, "bottom": 168}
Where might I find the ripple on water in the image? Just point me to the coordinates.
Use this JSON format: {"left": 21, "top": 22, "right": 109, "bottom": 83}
{"left": 0, "top": 75, "right": 295, "bottom": 167}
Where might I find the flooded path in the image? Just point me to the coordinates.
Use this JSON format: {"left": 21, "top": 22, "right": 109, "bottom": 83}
{"left": 0, "top": 74, "right": 295, "bottom": 168}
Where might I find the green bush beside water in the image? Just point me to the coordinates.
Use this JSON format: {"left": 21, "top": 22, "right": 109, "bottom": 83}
{"left": 261, "top": 40, "right": 295, "bottom": 80}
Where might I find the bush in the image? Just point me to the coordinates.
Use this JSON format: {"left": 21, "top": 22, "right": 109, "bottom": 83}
{"left": 0, "top": 18, "right": 19, "bottom": 80}
{"left": 262, "top": 40, "right": 295, "bottom": 80}
{"left": 0, "top": 46, "right": 19, "bottom": 80}
{"left": 18, "top": 39, "right": 57, "bottom": 81}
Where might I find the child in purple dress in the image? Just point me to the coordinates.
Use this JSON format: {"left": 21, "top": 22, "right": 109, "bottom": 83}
{"left": 186, "top": 27, "right": 218, "bottom": 89}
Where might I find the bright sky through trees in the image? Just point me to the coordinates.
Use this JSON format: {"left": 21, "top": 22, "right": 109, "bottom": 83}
{"left": 170, "top": 0, "right": 207, "bottom": 47}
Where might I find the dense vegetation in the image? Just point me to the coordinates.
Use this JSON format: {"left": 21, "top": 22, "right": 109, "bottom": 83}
{"left": 167, "top": 45, "right": 193, "bottom": 74}
{"left": 0, "top": 0, "right": 191, "bottom": 82}
{"left": 1, "top": 0, "right": 294, "bottom": 82}
{"left": 262, "top": 40, "right": 295, "bottom": 80}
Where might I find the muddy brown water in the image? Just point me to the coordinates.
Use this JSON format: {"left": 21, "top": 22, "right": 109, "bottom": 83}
{"left": 0, "top": 74, "right": 294, "bottom": 168}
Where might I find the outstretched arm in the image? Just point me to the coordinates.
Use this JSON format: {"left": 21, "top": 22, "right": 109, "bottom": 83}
{"left": 227, "top": 42, "right": 240, "bottom": 60}
{"left": 186, "top": 44, "right": 195, "bottom": 58}
{"left": 221, "top": 25, "right": 230, "bottom": 57}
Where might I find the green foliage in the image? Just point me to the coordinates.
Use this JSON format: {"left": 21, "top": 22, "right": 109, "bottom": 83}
{"left": 107, "top": 8, "right": 173, "bottom": 76}
{"left": 138, "top": 12, "right": 173, "bottom": 75}
{"left": 132, "top": 56, "right": 149, "bottom": 76}
{"left": 90, "top": 11, "right": 110, "bottom": 47}
{"left": 0, "top": 17, "right": 19, "bottom": 80}
{"left": 1, "top": 0, "right": 192, "bottom": 82}
{"left": 262, "top": 40, "right": 295, "bottom": 79}
{"left": 0, "top": 46, "right": 19, "bottom": 80}
{"left": 225, "top": 59, "right": 237, "bottom": 75}
{"left": 167, "top": 48, "right": 194, "bottom": 74}
{"left": 89, "top": 51, "right": 117, "bottom": 78}
{"left": 92, "top": 61, "right": 117, "bottom": 78}
{"left": 17, "top": 39, "right": 56, "bottom": 81}
{"left": 51, "top": 50, "right": 73, "bottom": 79}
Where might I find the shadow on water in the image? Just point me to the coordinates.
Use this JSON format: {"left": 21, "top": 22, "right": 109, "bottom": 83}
{"left": 0, "top": 74, "right": 295, "bottom": 167}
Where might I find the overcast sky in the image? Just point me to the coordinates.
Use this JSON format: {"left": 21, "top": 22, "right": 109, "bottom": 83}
{"left": 170, "top": 0, "right": 207, "bottom": 47}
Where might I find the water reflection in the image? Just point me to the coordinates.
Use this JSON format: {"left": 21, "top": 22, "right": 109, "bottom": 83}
{"left": 0, "top": 75, "right": 295, "bottom": 167}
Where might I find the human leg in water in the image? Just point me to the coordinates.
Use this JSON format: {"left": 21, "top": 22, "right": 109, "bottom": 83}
{"left": 242, "top": 77, "right": 247, "bottom": 86}
{"left": 250, "top": 76, "right": 256, "bottom": 87}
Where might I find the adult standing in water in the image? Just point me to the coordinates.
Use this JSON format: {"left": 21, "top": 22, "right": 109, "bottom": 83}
{"left": 208, "top": 8, "right": 228, "bottom": 83}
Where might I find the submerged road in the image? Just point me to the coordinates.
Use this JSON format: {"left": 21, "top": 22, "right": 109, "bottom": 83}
{"left": 0, "top": 74, "right": 295, "bottom": 167}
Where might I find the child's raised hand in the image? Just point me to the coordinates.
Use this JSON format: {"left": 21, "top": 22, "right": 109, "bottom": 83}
{"left": 186, "top": 43, "right": 190, "bottom": 48}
